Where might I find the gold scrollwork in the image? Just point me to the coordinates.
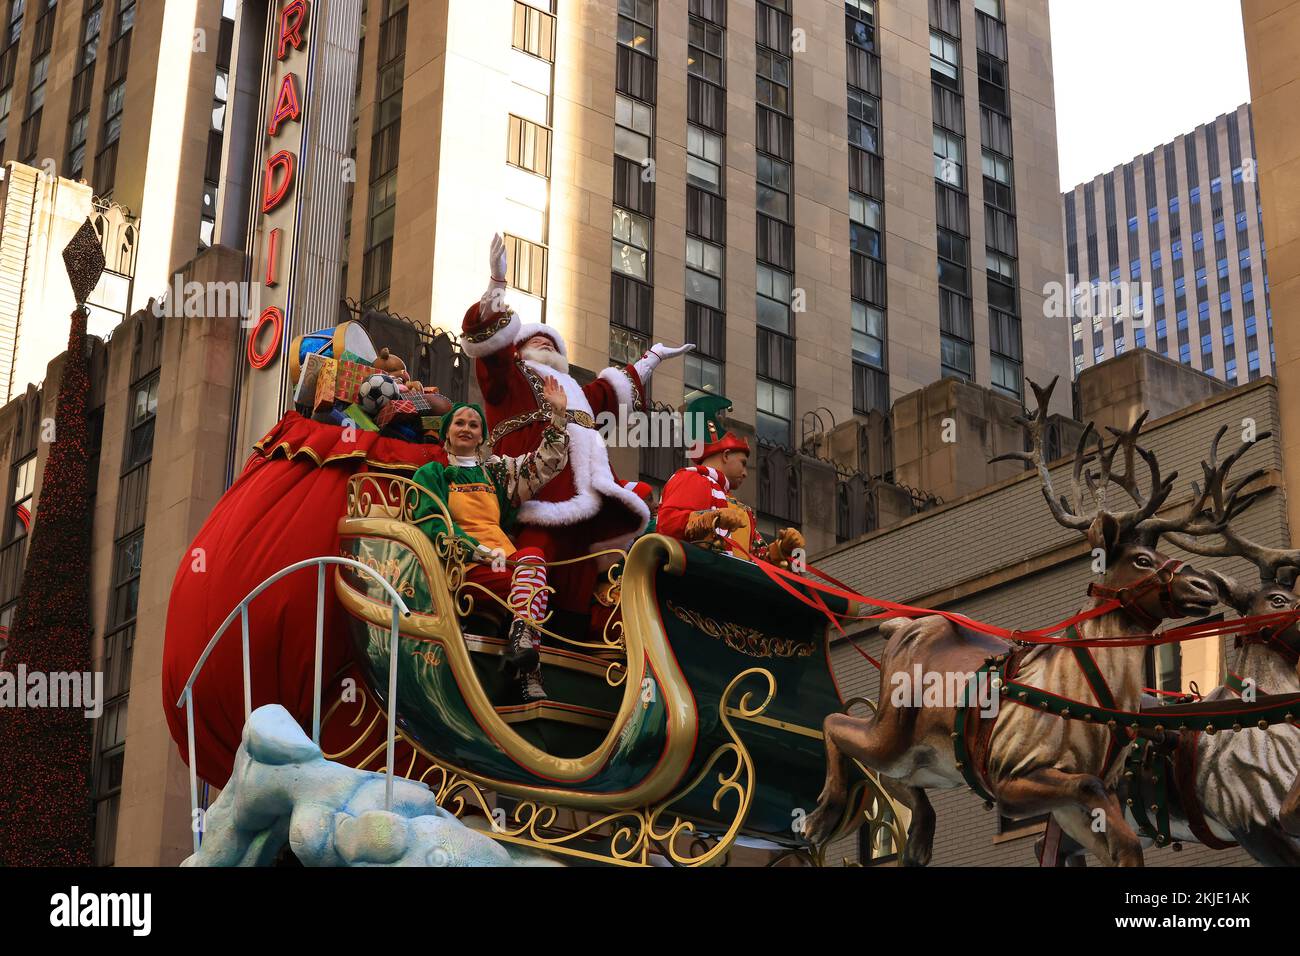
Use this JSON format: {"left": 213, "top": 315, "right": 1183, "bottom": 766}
{"left": 665, "top": 601, "right": 817, "bottom": 659}
{"left": 346, "top": 473, "right": 430, "bottom": 525}
{"left": 321, "top": 665, "right": 782, "bottom": 867}
{"left": 346, "top": 550, "right": 418, "bottom": 599}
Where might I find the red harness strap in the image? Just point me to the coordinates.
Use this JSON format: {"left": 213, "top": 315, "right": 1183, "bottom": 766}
{"left": 1173, "top": 731, "right": 1238, "bottom": 850}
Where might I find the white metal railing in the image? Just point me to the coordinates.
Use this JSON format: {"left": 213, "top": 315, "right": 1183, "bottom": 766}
{"left": 174, "top": 556, "right": 411, "bottom": 854}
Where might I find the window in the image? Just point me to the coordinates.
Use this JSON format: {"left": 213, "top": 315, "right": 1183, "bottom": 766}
{"left": 124, "top": 372, "right": 160, "bottom": 471}
{"left": 987, "top": 251, "right": 1015, "bottom": 283}
{"left": 1179, "top": 342, "right": 1191, "bottom": 364}
{"left": 756, "top": 50, "right": 789, "bottom": 113}
{"left": 936, "top": 229, "right": 968, "bottom": 292}
{"left": 1243, "top": 281, "right": 1254, "bottom": 303}
{"left": 1195, "top": 266, "right": 1207, "bottom": 288}
{"left": 846, "top": 0, "right": 875, "bottom": 50}
{"left": 757, "top": 153, "right": 790, "bottom": 220}
{"left": 1192, "top": 230, "right": 1204, "bottom": 252}
{"left": 507, "top": 114, "right": 551, "bottom": 176}
{"left": 852, "top": 301, "right": 885, "bottom": 369}
{"left": 1154, "top": 286, "right": 1165, "bottom": 305}
{"left": 756, "top": 264, "right": 791, "bottom": 333}
{"left": 975, "top": 0, "right": 1003, "bottom": 17}
{"left": 933, "top": 127, "right": 963, "bottom": 187}
{"left": 687, "top": 125, "right": 722, "bottom": 193}
{"left": 1174, "top": 275, "right": 1185, "bottom": 297}
{"left": 7, "top": 455, "right": 34, "bottom": 544}
{"left": 685, "top": 353, "right": 723, "bottom": 398}
{"left": 685, "top": 237, "right": 722, "bottom": 308}
{"left": 1127, "top": 215, "right": 1138, "bottom": 233}
{"left": 1171, "top": 238, "right": 1183, "bottom": 261}
{"left": 850, "top": 193, "right": 882, "bottom": 258}
{"left": 942, "top": 334, "right": 974, "bottom": 380}
{"left": 929, "top": 31, "right": 959, "bottom": 85}
{"left": 757, "top": 379, "right": 793, "bottom": 445}
{"left": 614, "top": 93, "right": 652, "bottom": 163}
{"left": 512, "top": 1, "right": 555, "bottom": 61}
{"left": 848, "top": 88, "right": 879, "bottom": 154}
{"left": 1176, "top": 309, "right": 1188, "bottom": 331}
{"left": 506, "top": 233, "right": 548, "bottom": 297}
{"left": 612, "top": 207, "right": 650, "bottom": 280}
{"left": 982, "top": 149, "right": 1010, "bottom": 185}
{"left": 1151, "top": 248, "right": 1162, "bottom": 270}
{"left": 618, "top": 0, "right": 654, "bottom": 54}
{"left": 688, "top": 16, "right": 723, "bottom": 84}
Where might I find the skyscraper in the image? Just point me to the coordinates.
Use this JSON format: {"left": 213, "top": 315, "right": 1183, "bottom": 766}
{"left": 1062, "top": 103, "right": 1274, "bottom": 385}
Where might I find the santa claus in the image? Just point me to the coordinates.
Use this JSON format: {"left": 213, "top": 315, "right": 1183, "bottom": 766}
{"left": 460, "top": 234, "right": 692, "bottom": 621}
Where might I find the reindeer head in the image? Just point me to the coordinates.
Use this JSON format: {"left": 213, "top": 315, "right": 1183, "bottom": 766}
{"left": 994, "top": 378, "right": 1218, "bottom": 627}
{"left": 1161, "top": 426, "right": 1300, "bottom": 655}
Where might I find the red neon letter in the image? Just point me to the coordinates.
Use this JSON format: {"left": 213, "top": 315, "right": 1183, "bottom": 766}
{"left": 265, "top": 228, "right": 282, "bottom": 287}
{"left": 248, "top": 307, "right": 285, "bottom": 369}
{"left": 267, "top": 73, "right": 301, "bottom": 136}
{"left": 277, "top": 0, "right": 309, "bottom": 60}
{"left": 262, "top": 149, "right": 296, "bottom": 213}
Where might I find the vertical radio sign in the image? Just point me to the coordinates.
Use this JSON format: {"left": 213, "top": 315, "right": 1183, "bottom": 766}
{"left": 249, "top": 0, "right": 310, "bottom": 370}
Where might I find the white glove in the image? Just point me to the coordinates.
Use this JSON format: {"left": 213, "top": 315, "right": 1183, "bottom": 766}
{"left": 480, "top": 233, "right": 509, "bottom": 316}
{"left": 633, "top": 342, "right": 695, "bottom": 381}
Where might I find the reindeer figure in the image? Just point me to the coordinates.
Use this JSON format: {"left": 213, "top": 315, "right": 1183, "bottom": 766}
{"left": 802, "top": 379, "right": 1218, "bottom": 866}
{"left": 1144, "top": 427, "right": 1300, "bottom": 864}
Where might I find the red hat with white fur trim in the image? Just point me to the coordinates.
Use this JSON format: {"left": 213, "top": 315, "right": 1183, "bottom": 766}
{"left": 515, "top": 323, "right": 568, "bottom": 359}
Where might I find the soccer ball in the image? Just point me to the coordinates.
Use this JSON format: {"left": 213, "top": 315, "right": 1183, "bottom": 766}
{"left": 358, "top": 373, "right": 400, "bottom": 417}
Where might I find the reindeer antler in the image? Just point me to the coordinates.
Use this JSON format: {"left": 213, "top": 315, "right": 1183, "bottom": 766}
{"left": 994, "top": 378, "right": 1182, "bottom": 543}
{"left": 992, "top": 377, "right": 1094, "bottom": 531}
{"left": 1160, "top": 426, "right": 1290, "bottom": 583}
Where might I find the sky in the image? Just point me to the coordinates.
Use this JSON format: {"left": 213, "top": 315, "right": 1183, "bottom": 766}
{"left": 1049, "top": 0, "right": 1252, "bottom": 191}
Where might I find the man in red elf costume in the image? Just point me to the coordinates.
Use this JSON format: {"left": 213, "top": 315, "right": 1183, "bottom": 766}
{"left": 461, "top": 234, "right": 691, "bottom": 618}
{"left": 657, "top": 394, "right": 805, "bottom": 567}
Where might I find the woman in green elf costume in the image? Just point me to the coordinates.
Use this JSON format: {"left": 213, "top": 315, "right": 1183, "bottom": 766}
{"left": 411, "top": 376, "right": 569, "bottom": 702}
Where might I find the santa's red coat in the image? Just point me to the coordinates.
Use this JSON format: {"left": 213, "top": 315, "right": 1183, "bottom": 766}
{"left": 461, "top": 301, "right": 651, "bottom": 612}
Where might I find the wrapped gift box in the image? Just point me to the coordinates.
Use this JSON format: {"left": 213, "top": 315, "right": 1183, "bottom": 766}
{"left": 342, "top": 403, "right": 380, "bottom": 432}
{"left": 334, "top": 359, "right": 379, "bottom": 405}
{"left": 295, "top": 352, "right": 331, "bottom": 408}
{"left": 312, "top": 358, "right": 339, "bottom": 413}
{"left": 377, "top": 398, "right": 418, "bottom": 428}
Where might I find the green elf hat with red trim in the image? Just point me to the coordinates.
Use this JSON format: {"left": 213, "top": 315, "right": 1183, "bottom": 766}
{"left": 685, "top": 393, "right": 750, "bottom": 463}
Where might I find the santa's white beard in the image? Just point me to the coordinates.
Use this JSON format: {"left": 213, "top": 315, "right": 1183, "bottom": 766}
{"left": 518, "top": 345, "right": 569, "bottom": 375}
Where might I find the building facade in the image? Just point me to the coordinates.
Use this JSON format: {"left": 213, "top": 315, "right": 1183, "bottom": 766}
{"left": 323, "top": 0, "right": 1071, "bottom": 441}
{"left": 1242, "top": 0, "right": 1300, "bottom": 549}
{"left": 1063, "top": 104, "right": 1275, "bottom": 387}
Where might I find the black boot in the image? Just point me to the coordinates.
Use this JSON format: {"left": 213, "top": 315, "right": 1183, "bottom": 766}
{"left": 501, "top": 618, "right": 540, "bottom": 675}
{"left": 516, "top": 666, "right": 547, "bottom": 704}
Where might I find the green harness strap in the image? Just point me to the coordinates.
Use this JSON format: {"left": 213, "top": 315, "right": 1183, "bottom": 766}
{"left": 952, "top": 660, "right": 1002, "bottom": 805}
{"left": 1124, "top": 742, "right": 1172, "bottom": 846}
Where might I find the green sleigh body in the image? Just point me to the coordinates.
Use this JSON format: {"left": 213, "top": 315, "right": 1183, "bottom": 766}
{"left": 334, "top": 482, "right": 882, "bottom": 850}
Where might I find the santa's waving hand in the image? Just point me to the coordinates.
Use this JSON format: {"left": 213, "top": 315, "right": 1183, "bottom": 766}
{"left": 460, "top": 233, "right": 693, "bottom": 619}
